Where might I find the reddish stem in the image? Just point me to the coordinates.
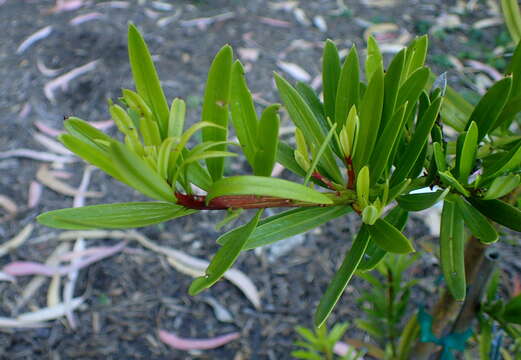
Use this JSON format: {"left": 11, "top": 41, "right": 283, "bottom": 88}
{"left": 312, "top": 171, "right": 337, "bottom": 191}
{"left": 175, "top": 192, "right": 317, "bottom": 210}
{"left": 346, "top": 157, "right": 355, "bottom": 189}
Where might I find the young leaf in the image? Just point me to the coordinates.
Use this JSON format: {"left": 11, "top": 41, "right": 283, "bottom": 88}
{"left": 254, "top": 104, "right": 280, "bottom": 176}
{"left": 315, "top": 224, "right": 371, "bottom": 327}
{"left": 127, "top": 24, "right": 170, "bottom": 138}
{"left": 207, "top": 176, "right": 333, "bottom": 205}
{"left": 201, "top": 45, "right": 233, "bottom": 181}
{"left": 390, "top": 97, "right": 442, "bottom": 186}
{"left": 458, "top": 121, "right": 478, "bottom": 184}
{"left": 440, "top": 200, "right": 466, "bottom": 301}
{"left": 407, "top": 35, "right": 428, "bottom": 77}
{"left": 480, "top": 139, "right": 521, "bottom": 182}
{"left": 37, "top": 202, "right": 196, "bottom": 230}
{"left": 322, "top": 39, "right": 341, "bottom": 123}
{"left": 438, "top": 171, "right": 470, "bottom": 197}
{"left": 468, "top": 197, "right": 521, "bottom": 232}
{"left": 452, "top": 195, "right": 498, "bottom": 244}
{"left": 189, "top": 210, "right": 262, "bottom": 295}
{"left": 397, "top": 188, "right": 450, "bottom": 212}
{"left": 276, "top": 142, "right": 307, "bottom": 177}
{"left": 367, "top": 218, "right": 415, "bottom": 254}
{"left": 466, "top": 77, "right": 512, "bottom": 142}
{"left": 395, "top": 67, "right": 430, "bottom": 113}
{"left": 304, "top": 124, "right": 337, "bottom": 185}
{"left": 433, "top": 142, "right": 447, "bottom": 172}
{"left": 274, "top": 73, "right": 343, "bottom": 183}
{"left": 218, "top": 206, "right": 352, "bottom": 250}
{"left": 157, "top": 137, "right": 177, "bottom": 180}
{"left": 335, "top": 46, "right": 360, "bottom": 129}
{"left": 501, "top": 0, "right": 521, "bottom": 43}
{"left": 230, "top": 60, "right": 259, "bottom": 167}
{"left": 352, "top": 66, "right": 384, "bottom": 172}
{"left": 168, "top": 98, "right": 186, "bottom": 138}
{"left": 109, "top": 141, "right": 176, "bottom": 202}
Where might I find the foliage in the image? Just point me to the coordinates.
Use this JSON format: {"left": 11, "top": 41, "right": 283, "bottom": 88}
{"left": 37, "top": 23, "right": 521, "bottom": 357}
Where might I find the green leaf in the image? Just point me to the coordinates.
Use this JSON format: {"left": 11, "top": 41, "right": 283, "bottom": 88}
{"left": 314, "top": 224, "right": 371, "bottom": 327}
{"left": 186, "top": 161, "right": 213, "bottom": 191}
{"left": 189, "top": 210, "right": 262, "bottom": 295}
{"left": 480, "top": 139, "right": 521, "bottom": 182}
{"left": 395, "top": 67, "right": 430, "bottom": 114}
{"left": 335, "top": 46, "right": 360, "bottom": 129}
{"left": 501, "top": 0, "right": 521, "bottom": 43}
{"left": 358, "top": 206, "right": 408, "bottom": 270}
{"left": 381, "top": 49, "right": 406, "bottom": 132}
{"left": 391, "top": 97, "right": 442, "bottom": 187}
{"left": 494, "top": 95, "right": 521, "bottom": 130}
{"left": 201, "top": 45, "right": 233, "bottom": 181}
{"left": 407, "top": 35, "right": 428, "bottom": 77}
{"left": 438, "top": 170, "right": 470, "bottom": 197}
{"left": 275, "top": 73, "right": 343, "bottom": 184}
{"left": 230, "top": 60, "right": 259, "bottom": 167}
{"left": 397, "top": 188, "right": 450, "bottom": 211}
{"left": 483, "top": 174, "right": 521, "bottom": 200}
{"left": 296, "top": 82, "right": 328, "bottom": 133}
{"left": 458, "top": 121, "right": 478, "bottom": 184}
{"left": 276, "top": 142, "right": 306, "bottom": 177}
{"left": 503, "top": 294, "right": 521, "bottom": 325}
{"left": 452, "top": 195, "right": 498, "bottom": 244}
{"left": 37, "top": 202, "right": 196, "bottom": 229}
{"left": 368, "top": 218, "right": 415, "bottom": 254}
{"left": 322, "top": 39, "right": 341, "bottom": 123}
{"left": 109, "top": 141, "right": 176, "bottom": 202}
{"left": 369, "top": 103, "right": 408, "bottom": 184}
{"left": 440, "top": 200, "right": 466, "bottom": 301}
{"left": 207, "top": 176, "right": 333, "bottom": 205}
{"left": 433, "top": 142, "right": 447, "bottom": 172}
{"left": 466, "top": 77, "right": 512, "bottom": 142}
{"left": 365, "top": 36, "right": 383, "bottom": 83}
{"left": 127, "top": 24, "right": 170, "bottom": 138}
{"left": 168, "top": 98, "right": 186, "bottom": 138}
{"left": 304, "top": 124, "right": 337, "bottom": 185}
{"left": 59, "top": 134, "right": 126, "bottom": 183}
{"left": 63, "top": 117, "right": 114, "bottom": 151}
{"left": 218, "top": 206, "right": 352, "bottom": 249}
{"left": 183, "top": 150, "right": 237, "bottom": 165}
{"left": 468, "top": 197, "right": 521, "bottom": 232}
{"left": 254, "top": 104, "right": 280, "bottom": 176}
{"left": 353, "top": 65, "right": 384, "bottom": 172}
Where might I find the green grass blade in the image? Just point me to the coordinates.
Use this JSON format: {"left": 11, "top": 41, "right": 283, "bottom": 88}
{"left": 127, "top": 24, "right": 169, "bottom": 138}
{"left": 37, "top": 202, "right": 196, "bottom": 230}
{"left": 201, "top": 45, "right": 233, "bottom": 181}
{"left": 207, "top": 176, "right": 333, "bottom": 205}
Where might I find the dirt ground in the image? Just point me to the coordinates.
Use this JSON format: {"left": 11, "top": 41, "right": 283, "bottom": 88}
{"left": 0, "top": 0, "right": 519, "bottom": 359}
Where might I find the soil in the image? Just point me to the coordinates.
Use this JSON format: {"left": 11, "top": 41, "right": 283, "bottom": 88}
{"left": 0, "top": 1, "right": 519, "bottom": 359}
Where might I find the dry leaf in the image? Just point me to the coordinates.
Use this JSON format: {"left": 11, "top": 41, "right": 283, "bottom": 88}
{"left": 34, "top": 133, "right": 72, "bottom": 155}
{"left": 17, "top": 297, "right": 84, "bottom": 322}
{"left": 203, "top": 297, "right": 234, "bottom": 323}
{"left": 28, "top": 181, "right": 43, "bottom": 209}
{"left": 0, "top": 194, "right": 18, "bottom": 223}
{"left": 473, "top": 17, "right": 502, "bottom": 29}
{"left": 0, "top": 317, "right": 48, "bottom": 328}
{"left": 69, "top": 12, "right": 105, "bottom": 26}
{"left": 16, "top": 26, "right": 53, "bottom": 54}
{"left": 277, "top": 61, "right": 311, "bottom": 82}
{"left": 36, "top": 164, "right": 102, "bottom": 198}
{"left": 44, "top": 61, "right": 99, "bottom": 102}
{"left": 238, "top": 48, "right": 260, "bottom": 62}
{"left": 158, "top": 330, "right": 240, "bottom": 351}
{"left": 313, "top": 15, "right": 327, "bottom": 32}
{"left": 268, "top": 1, "right": 298, "bottom": 11}
{"left": 0, "top": 149, "right": 75, "bottom": 163}
{"left": 362, "top": 0, "right": 397, "bottom": 7}
{"left": 293, "top": 8, "right": 311, "bottom": 26}
{"left": 0, "top": 224, "right": 33, "bottom": 257}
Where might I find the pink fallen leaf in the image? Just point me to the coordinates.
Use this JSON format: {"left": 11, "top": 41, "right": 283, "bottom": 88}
{"left": 277, "top": 61, "right": 311, "bottom": 82}
{"left": 0, "top": 149, "right": 75, "bottom": 163}
{"left": 258, "top": 16, "right": 292, "bottom": 28}
{"left": 44, "top": 60, "right": 99, "bottom": 102}
{"left": 34, "top": 133, "right": 72, "bottom": 155}
{"left": 44, "top": 0, "right": 84, "bottom": 14}
{"left": 37, "top": 164, "right": 102, "bottom": 198}
{"left": 18, "top": 102, "right": 32, "bottom": 119}
{"left": 466, "top": 60, "right": 503, "bottom": 81}
{"left": 36, "top": 58, "right": 62, "bottom": 77}
{"left": 158, "top": 330, "right": 240, "bottom": 351}
{"left": 2, "top": 241, "right": 127, "bottom": 277}
{"left": 16, "top": 26, "right": 53, "bottom": 54}
{"left": 34, "top": 121, "right": 64, "bottom": 137}
{"left": 69, "top": 12, "right": 105, "bottom": 26}
{"left": 0, "top": 194, "right": 18, "bottom": 223}
{"left": 28, "top": 181, "right": 43, "bottom": 208}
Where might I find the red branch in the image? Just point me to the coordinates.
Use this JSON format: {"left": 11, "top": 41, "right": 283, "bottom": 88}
{"left": 311, "top": 171, "right": 337, "bottom": 191}
{"left": 174, "top": 192, "right": 314, "bottom": 210}
{"left": 346, "top": 157, "right": 355, "bottom": 189}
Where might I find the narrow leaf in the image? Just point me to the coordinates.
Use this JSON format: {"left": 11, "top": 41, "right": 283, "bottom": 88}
{"left": 201, "top": 45, "right": 233, "bottom": 181}
{"left": 127, "top": 24, "right": 169, "bottom": 137}
{"left": 453, "top": 195, "right": 498, "bottom": 244}
{"left": 468, "top": 198, "right": 521, "bottom": 232}
{"left": 397, "top": 188, "right": 450, "bottom": 211}
{"left": 322, "top": 40, "right": 341, "bottom": 123}
{"left": 254, "top": 104, "right": 280, "bottom": 176}
{"left": 168, "top": 98, "right": 186, "bottom": 138}
{"left": 189, "top": 210, "right": 262, "bottom": 294}
{"left": 38, "top": 202, "right": 195, "bottom": 229}
{"left": 381, "top": 49, "right": 406, "bottom": 132}
{"left": 207, "top": 176, "right": 333, "bottom": 205}
{"left": 335, "top": 46, "right": 360, "bottom": 128}
{"left": 458, "top": 121, "right": 478, "bottom": 184}
{"left": 315, "top": 225, "right": 371, "bottom": 327}
{"left": 368, "top": 218, "right": 415, "bottom": 254}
